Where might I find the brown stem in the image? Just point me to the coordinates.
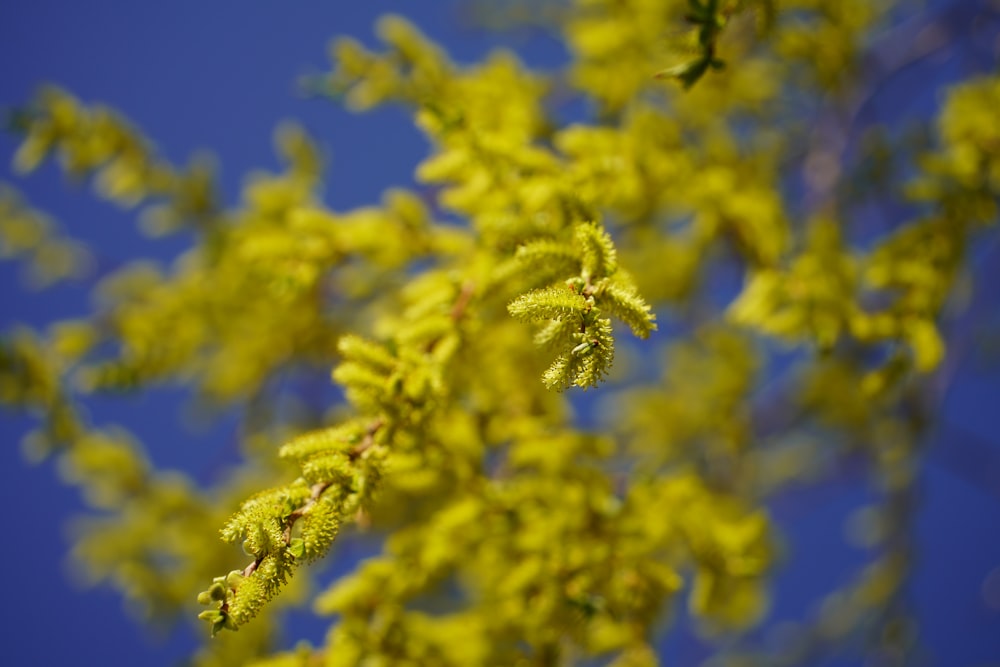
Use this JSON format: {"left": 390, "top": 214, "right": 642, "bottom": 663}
{"left": 348, "top": 417, "right": 385, "bottom": 460}
{"left": 242, "top": 556, "right": 263, "bottom": 578}
{"left": 450, "top": 281, "right": 476, "bottom": 322}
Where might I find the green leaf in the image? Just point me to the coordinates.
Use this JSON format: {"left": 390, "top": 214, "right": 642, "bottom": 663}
{"left": 655, "top": 57, "right": 715, "bottom": 89}
{"left": 288, "top": 538, "right": 306, "bottom": 559}
{"left": 225, "top": 570, "right": 246, "bottom": 589}
{"left": 208, "top": 582, "right": 227, "bottom": 602}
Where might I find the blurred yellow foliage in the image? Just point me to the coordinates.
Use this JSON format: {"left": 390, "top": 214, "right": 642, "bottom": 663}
{"left": 1, "top": 2, "right": 997, "bottom": 666}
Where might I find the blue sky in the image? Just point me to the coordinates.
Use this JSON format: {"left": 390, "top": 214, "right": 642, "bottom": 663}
{"left": 1, "top": 2, "right": 999, "bottom": 665}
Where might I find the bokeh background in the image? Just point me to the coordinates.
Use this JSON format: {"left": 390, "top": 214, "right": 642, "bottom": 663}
{"left": 1, "top": 1, "right": 999, "bottom": 665}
